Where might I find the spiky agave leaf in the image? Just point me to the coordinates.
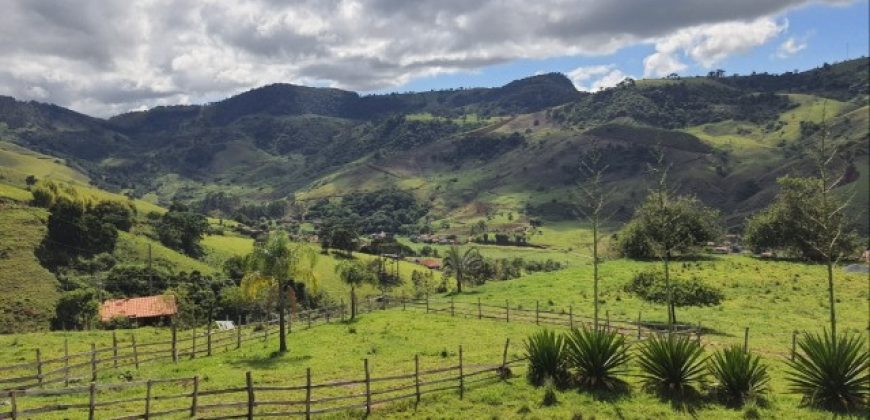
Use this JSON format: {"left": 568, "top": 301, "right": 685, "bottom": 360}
{"left": 708, "top": 346, "right": 770, "bottom": 405}
{"left": 636, "top": 333, "right": 707, "bottom": 395}
{"left": 786, "top": 331, "right": 869, "bottom": 412}
{"left": 524, "top": 329, "right": 569, "bottom": 387}
{"left": 565, "top": 326, "right": 631, "bottom": 391}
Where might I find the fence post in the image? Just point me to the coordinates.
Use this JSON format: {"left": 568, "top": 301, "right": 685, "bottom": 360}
{"left": 458, "top": 345, "right": 464, "bottom": 400}
{"left": 192, "top": 326, "right": 197, "bottom": 360}
{"left": 606, "top": 310, "right": 610, "bottom": 332}
{"left": 450, "top": 298, "right": 455, "bottom": 317}
{"left": 305, "top": 367, "right": 312, "bottom": 420}
{"left": 414, "top": 354, "right": 421, "bottom": 404}
{"left": 171, "top": 323, "right": 178, "bottom": 363}
{"left": 236, "top": 316, "right": 242, "bottom": 349}
{"left": 743, "top": 327, "right": 750, "bottom": 352}
{"left": 90, "top": 343, "right": 97, "bottom": 382}
{"left": 502, "top": 338, "right": 510, "bottom": 370}
{"left": 402, "top": 295, "right": 406, "bottom": 311}
{"left": 35, "top": 349, "right": 43, "bottom": 388}
{"left": 144, "top": 379, "right": 152, "bottom": 420}
{"left": 535, "top": 301, "right": 539, "bottom": 325}
{"left": 696, "top": 321, "right": 702, "bottom": 344}
{"left": 637, "top": 312, "right": 642, "bottom": 339}
{"left": 791, "top": 330, "right": 798, "bottom": 361}
{"left": 307, "top": 311, "right": 312, "bottom": 329}
{"left": 63, "top": 338, "right": 70, "bottom": 387}
{"left": 478, "top": 298, "right": 482, "bottom": 319}
{"left": 505, "top": 300, "right": 510, "bottom": 323}
{"left": 264, "top": 321, "right": 269, "bottom": 342}
{"left": 364, "top": 358, "right": 371, "bottom": 416}
{"left": 340, "top": 299, "right": 346, "bottom": 320}
{"left": 88, "top": 382, "right": 96, "bottom": 420}
{"left": 426, "top": 294, "right": 430, "bottom": 314}
{"left": 207, "top": 321, "right": 213, "bottom": 357}
{"left": 112, "top": 331, "right": 118, "bottom": 368}
{"left": 131, "top": 334, "right": 140, "bottom": 369}
{"left": 9, "top": 391, "right": 17, "bottom": 420}
{"left": 190, "top": 376, "right": 199, "bottom": 417}
{"left": 569, "top": 305, "right": 573, "bottom": 329}
{"left": 288, "top": 310, "right": 293, "bottom": 334}
{"left": 245, "top": 371, "right": 254, "bottom": 420}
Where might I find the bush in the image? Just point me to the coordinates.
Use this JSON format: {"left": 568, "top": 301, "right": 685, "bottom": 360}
{"left": 786, "top": 331, "right": 869, "bottom": 412}
{"left": 564, "top": 327, "right": 630, "bottom": 391}
{"left": 637, "top": 334, "right": 707, "bottom": 396}
{"left": 708, "top": 346, "right": 770, "bottom": 405}
{"left": 625, "top": 270, "right": 723, "bottom": 307}
{"left": 525, "top": 329, "right": 570, "bottom": 387}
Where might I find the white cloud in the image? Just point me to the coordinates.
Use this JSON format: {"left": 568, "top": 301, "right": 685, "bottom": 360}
{"left": 568, "top": 65, "right": 632, "bottom": 91}
{"left": 643, "top": 17, "right": 788, "bottom": 77}
{"left": 0, "top": 0, "right": 841, "bottom": 116}
{"left": 776, "top": 37, "right": 808, "bottom": 58}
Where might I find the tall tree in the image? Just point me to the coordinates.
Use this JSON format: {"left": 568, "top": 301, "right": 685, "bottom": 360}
{"left": 621, "top": 152, "right": 720, "bottom": 326}
{"left": 575, "top": 145, "right": 612, "bottom": 329}
{"left": 244, "top": 233, "right": 303, "bottom": 353}
{"left": 745, "top": 110, "right": 859, "bottom": 338}
{"left": 335, "top": 259, "right": 376, "bottom": 319}
{"left": 442, "top": 246, "right": 483, "bottom": 293}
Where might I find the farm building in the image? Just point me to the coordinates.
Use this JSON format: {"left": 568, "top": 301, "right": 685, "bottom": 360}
{"left": 100, "top": 295, "right": 178, "bottom": 325}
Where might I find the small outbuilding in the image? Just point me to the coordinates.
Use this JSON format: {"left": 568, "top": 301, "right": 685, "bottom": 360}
{"left": 100, "top": 295, "right": 178, "bottom": 325}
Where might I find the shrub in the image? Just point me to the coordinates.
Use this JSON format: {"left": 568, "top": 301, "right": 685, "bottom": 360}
{"left": 637, "top": 334, "right": 707, "bottom": 396}
{"left": 786, "top": 331, "right": 869, "bottom": 412}
{"left": 708, "top": 346, "right": 770, "bottom": 405}
{"left": 525, "top": 329, "right": 570, "bottom": 387}
{"left": 564, "top": 327, "right": 630, "bottom": 391}
{"left": 625, "top": 270, "right": 723, "bottom": 307}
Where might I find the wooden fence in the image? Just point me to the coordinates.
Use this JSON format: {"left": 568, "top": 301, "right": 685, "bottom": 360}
{"left": 392, "top": 295, "right": 700, "bottom": 341}
{"left": 0, "top": 304, "right": 353, "bottom": 392}
{"left": 1, "top": 342, "right": 522, "bottom": 419}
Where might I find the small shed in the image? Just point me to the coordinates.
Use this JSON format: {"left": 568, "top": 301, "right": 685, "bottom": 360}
{"left": 419, "top": 258, "right": 442, "bottom": 270}
{"left": 100, "top": 295, "right": 178, "bottom": 325}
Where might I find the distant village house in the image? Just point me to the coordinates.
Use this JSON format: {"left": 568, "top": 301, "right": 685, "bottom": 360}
{"left": 100, "top": 295, "right": 178, "bottom": 326}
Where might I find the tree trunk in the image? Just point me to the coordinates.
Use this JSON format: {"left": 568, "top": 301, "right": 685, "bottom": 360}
{"left": 278, "top": 282, "right": 287, "bottom": 353}
{"left": 351, "top": 286, "right": 357, "bottom": 320}
{"left": 593, "top": 222, "right": 599, "bottom": 330}
{"left": 827, "top": 260, "right": 836, "bottom": 338}
{"left": 664, "top": 251, "right": 674, "bottom": 329}
{"left": 456, "top": 272, "right": 462, "bottom": 293}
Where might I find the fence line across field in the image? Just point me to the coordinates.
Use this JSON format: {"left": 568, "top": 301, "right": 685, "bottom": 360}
{"left": 0, "top": 340, "right": 523, "bottom": 420}
{"left": 0, "top": 303, "right": 355, "bottom": 392}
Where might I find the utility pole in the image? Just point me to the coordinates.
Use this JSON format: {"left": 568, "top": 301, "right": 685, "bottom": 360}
{"left": 148, "top": 243, "right": 153, "bottom": 295}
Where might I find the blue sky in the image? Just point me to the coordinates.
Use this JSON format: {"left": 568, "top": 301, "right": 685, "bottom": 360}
{"left": 395, "top": 0, "right": 870, "bottom": 93}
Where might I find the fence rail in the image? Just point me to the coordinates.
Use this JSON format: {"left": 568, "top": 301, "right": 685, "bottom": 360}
{"left": 1, "top": 341, "right": 522, "bottom": 420}
{"left": 0, "top": 304, "right": 352, "bottom": 392}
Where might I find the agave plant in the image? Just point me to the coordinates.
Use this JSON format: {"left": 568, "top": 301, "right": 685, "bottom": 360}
{"left": 524, "top": 329, "right": 569, "bottom": 387}
{"left": 564, "top": 326, "right": 631, "bottom": 391}
{"left": 637, "top": 333, "right": 707, "bottom": 395}
{"left": 786, "top": 331, "right": 869, "bottom": 412}
{"left": 708, "top": 346, "right": 770, "bottom": 405}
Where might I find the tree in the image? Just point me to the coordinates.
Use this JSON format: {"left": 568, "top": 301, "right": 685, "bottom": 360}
{"left": 156, "top": 209, "right": 208, "bottom": 257}
{"left": 244, "top": 233, "right": 305, "bottom": 353}
{"left": 744, "top": 113, "right": 859, "bottom": 338}
{"left": 39, "top": 199, "right": 119, "bottom": 268}
{"left": 25, "top": 175, "right": 37, "bottom": 187}
{"left": 54, "top": 289, "right": 99, "bottom": 330}
{"left": 441, "top": 246, "right": 483, "bottom": 293}
{"left": 335, "top": 259, "right": 376, "bottom": 319}
{"left": 620, "top": 154, "right": 720, "bottom": 326}
{"left": 574, "top": 145, "right": 612, "bottom": 328}
{"left": 91, "top": 201, "right": 135, "bottom": 232}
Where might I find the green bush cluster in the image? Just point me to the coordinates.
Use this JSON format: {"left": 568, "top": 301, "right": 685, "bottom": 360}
{"left": 624, "top": 270, "right": 724, "bottom": 307}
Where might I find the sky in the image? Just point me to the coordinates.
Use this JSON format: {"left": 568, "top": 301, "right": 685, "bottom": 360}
{"left": 0, "top": 0, "right": 867, "bottom": 118}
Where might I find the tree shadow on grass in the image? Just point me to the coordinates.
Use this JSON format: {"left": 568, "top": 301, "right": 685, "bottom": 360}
{"left": 229, "top": 352, "right": 312, "bottom": 369}
{"left": 647, "top": 385, "right": 709, "bottom": 417}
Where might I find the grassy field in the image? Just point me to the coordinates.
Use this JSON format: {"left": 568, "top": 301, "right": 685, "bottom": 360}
{"left": 0, "top": 253, "right": 866, "bottom": 419}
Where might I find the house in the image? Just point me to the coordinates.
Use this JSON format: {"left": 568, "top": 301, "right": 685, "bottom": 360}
{"left": 100, "top": 295, "right": 178, "bottom": 325}
{"left": 418, "top": 258, "right": 442, "bottom": 270}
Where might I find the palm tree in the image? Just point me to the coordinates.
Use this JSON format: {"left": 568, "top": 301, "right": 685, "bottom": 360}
{"left": 442, "top": 246, "right": 483, "bottom": 293}
{"left": 244, "top": 233, "right": 303, "bottom": 353}
{"left": 335, "top": 259, "right": 375, "bottom": 319}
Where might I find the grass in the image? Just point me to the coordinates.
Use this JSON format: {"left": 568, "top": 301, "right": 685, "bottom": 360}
{"left": 0, "top": 204, "right": 59, "bottom": 333}
{"left": 114, "top": 231, "right": 219, "bottom": 276}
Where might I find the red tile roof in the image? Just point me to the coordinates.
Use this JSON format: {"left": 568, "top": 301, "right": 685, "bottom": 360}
{"left": 419, "top": 258, "right": 442, "bottom": 269}
{"left": 100, "top": 295, "right": 178, "bottom": 322}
